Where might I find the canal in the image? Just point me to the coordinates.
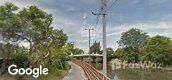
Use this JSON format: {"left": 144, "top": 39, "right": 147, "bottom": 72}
{"left": 91, "top": 63, "right": 172, "bottom": 80}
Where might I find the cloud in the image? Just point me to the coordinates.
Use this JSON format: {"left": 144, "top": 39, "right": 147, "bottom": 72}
{"left": 0, "top": 0, "right": 172, "bottom": 51}
{"left": 148, "top": 0, "right": 170, "bottom": 6}
{"left": 107, "top": 21, "right": 172, "bottom": 37}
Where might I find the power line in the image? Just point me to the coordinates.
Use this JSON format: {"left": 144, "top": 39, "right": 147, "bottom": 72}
{"left": 88, "top": 6, "right": 101, "bottom": 42}
{"left": 95, "top": 10, "right": 101, "bottom": 25}
{"left": 107, "top": 0, "right": 118, "bottom": 11}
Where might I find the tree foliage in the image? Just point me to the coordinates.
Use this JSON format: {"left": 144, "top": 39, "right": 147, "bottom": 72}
{"left": 116, "top": 47, "right": 139, "bottom": 62}
{"left": 90, "top": 41, "right": 101, "bottom": 54}
{"left": 119, "top": 28, "right": 149, "bottom": 49}
{"left": 0, "top": 3, "right": 71, "bottom": 71}
{"left": 116, "top": 28, "right": 172, "bottom": 65}
{"left": 107, "top": 48, "right": 115, "bottom": 61}
{"left": 142, "top": 35, "right": 172, "bottom": 65}
{"left": 73, "top": 48, "right": 83, "bottom": 55}
{"left": 0, "top": 43, "right": 16, "bottom": 59}
{"left": 14, "top": 47, "right": 29, "bottom": 68}
{"left": 119, "top": 28, "right": 149, "bottom": 62}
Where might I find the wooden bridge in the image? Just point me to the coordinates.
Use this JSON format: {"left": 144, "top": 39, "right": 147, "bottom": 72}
{"left": 72, "top": 59, "right": 110, "bottom": 80}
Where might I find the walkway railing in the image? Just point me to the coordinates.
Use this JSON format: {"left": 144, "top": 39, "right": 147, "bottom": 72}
{"left": 71, "top": 59, "right": 111, "bottom": 80}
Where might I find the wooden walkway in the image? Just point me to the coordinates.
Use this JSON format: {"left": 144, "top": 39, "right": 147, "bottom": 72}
{"left": 72, "top": 59, "right": 111, "bottom": 80}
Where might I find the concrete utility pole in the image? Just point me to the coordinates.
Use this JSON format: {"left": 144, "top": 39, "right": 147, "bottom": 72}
{"left": 85, "top": 28, "right": 94, "bottom": 64}
{"left": 92, "top": 0, "right": 108, "bottom": 76}
{"left": 101, "top": 0, "right": 107, "bottom": 76}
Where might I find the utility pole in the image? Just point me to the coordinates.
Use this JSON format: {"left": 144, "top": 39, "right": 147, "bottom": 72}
{"left": 101, "top": 0, "right": 107, "bottom": 76}
{"left": 92, "top": 0, "right": 107, "bottom": 76}
{"left": 85, "top": 28, "right": 94, "bottom": 64}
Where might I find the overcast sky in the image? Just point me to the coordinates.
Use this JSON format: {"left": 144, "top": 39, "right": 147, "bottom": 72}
{"left": 1, "top": 0, "right": 172, "bottom": 51}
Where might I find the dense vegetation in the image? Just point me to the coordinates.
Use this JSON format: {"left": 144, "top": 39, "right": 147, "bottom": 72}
{"left": 89, "top": 41, "right": 116, "bottom": 61}
{"left": 115, "top": 28, "right": 172, "bottom": 66}
{"left": 0, "top": 3, "right": 82, "bottom": 79}
{"left": 89, "top": 28, "right": 172, "bottom": 66}
{"left": 90, "top": 41, "right": 101, "bottom": 54}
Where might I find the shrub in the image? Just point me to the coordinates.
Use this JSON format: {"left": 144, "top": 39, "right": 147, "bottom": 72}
{"left": 14, "top": 48, "right": 29, "bottom": 68}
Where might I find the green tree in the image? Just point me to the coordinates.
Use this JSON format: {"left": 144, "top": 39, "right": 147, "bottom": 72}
{"left": 14, "top": 47, "right": 29, "bottom": 68}
{"left": 90, "top": 41, "right": 101, "bottom": 54}
{"left": 62, "top": 43, "right": 83, "bottom": 55}
{"left": 0, "top": 3, "right": 70, "bottom": 69}
{"left": 143, "top": 35, "right": 172, "bottom": 65}
{"left": 0, "top": 3, "right": 20, "bottom": 42}
{"left": 63, "top": 43, "right": 75, "bottom": 55}
{"left": 0, "top": 3, "right": 71, "bottom": 79}
{"left": 0, "top": 43, "right": 16, "bottom": 59}
{"left": 107, "top": 48, "right": 115, "bottom": 61}
{"left": 73, "top": 48, "right": 83, "bottom": 55}
{"left": 119, "top": 28, "right": 149, "bottom": 62}
{"left": 115, "top": 47, "right": 138, "bottom": 62}
{"left": 18, "top": 6, "right": 53, "bottom": 53}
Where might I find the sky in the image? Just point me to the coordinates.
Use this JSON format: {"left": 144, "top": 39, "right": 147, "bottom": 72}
{"left": 0, "top": 0, "right": 172, "bottom": 52}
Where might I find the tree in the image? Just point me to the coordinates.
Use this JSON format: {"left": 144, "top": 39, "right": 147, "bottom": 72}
{"left": 14, "top": 47, "right": 29, "bottom": 68}
{"left": 0, "top": 3, "right": 72, "bottom": 79}
{"left": 90, "top": 41, "right": 101, "bottom": 54}
{"left": 107, "top": 48, "right": 115, "bottom": 61}
{"left": 0, "top": 3, "right": 20, "bottom": 42}
{"left": 0, "top": 43, "right": 16, "bottom": 59}
{"left": 0, "top": 3, "right": 70, "bottom": 69}
{"left": 18, "top": 6, "right": 53, "bottom": 53}
{"left": 143, "top": 35, "right": 172, "bottom": 65}
{"left": 73, "top": 48, "right": 83, "bottom": 55}
{"left": 119, "top": 28, "right": 149, "bottom": 62}
{"left": 62, "top": 43, "right": 83, "bottom": 55}
{"left": 62, "top": 43, "right": 75, "bottom": 55}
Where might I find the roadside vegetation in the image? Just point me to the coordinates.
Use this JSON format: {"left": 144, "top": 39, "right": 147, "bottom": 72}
{"left": 115, "top": 28, "right": 172, "bottom": 66}
{"left": 89, "top": 28, "right": 172, "bottom": 66}
{"left": 0, "top": 3, "right": 82, "bottom": 80}
{"left": 89, "top": 28, "right": 172, "bottom": 80}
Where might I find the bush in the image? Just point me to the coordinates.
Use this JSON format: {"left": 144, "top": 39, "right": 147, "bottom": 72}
{"left": 14, "top": 48, "right": 29, "bottom": 68}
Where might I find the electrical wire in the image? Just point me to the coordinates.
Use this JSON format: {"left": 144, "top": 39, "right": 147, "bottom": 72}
{"left": 107, "top": 0, "right": 118, "bottom": 11}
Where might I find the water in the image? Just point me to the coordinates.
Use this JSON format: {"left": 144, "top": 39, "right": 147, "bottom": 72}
{"left": 91, "top": 63, "right": 172, "bottom": 80}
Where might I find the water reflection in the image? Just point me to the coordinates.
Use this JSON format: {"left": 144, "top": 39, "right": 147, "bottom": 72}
{"left": 112, "top": 75, "right": 119, "bottom": 80}
{"left": 90, "top": 63, "right": 172, "bottom": 80}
